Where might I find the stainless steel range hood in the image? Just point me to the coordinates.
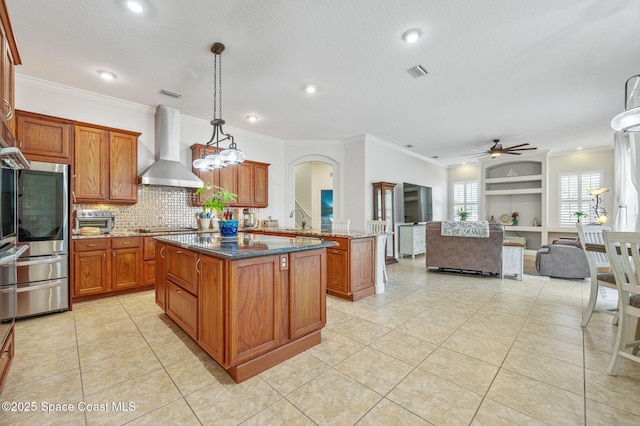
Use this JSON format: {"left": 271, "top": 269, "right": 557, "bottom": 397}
{"left": 138, "top": 105, "right": 204, "bottom": 188}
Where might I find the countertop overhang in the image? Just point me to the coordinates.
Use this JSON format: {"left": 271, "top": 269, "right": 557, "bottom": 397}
{"left": 154, "top": 232, "right": 338, "bottom": 259}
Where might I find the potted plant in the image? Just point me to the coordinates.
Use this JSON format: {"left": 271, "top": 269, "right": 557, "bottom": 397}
{"left": 574, "top": 211, "right": 587, "bottom": 223}
{"left": 194, "top": 184, "right": 238, "bottom": 235}
{"left": 456, "top": 207, "right": 469, "bottom": 221}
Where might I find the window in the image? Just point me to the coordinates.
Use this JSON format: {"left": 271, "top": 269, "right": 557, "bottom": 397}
{"left": 452, "top": 181, "right": 478, "bottom": 221}
{"left": 559, "top": 170, "right": 602, "bottom": 226}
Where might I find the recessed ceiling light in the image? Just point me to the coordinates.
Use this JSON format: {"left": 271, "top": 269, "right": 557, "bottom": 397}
{"left": 125, "top": 0, "right": 145, "bottom": 13}
{"left": 576, "top": 147, "right": 583, "bottom": 150}
{"left": 402, "top": 28, "right": 423, "bottom": 43}
{"left": 97, "top": 70, "right": 117, "bottom": 81}
{"left": 461, "top": 162, "right": 467, "bottom": 165}
{"left": 304, "top": 84, "right": 317, "bottom": 94}
{"left": 246, "top": 115, "right": 258, "bottom": 123}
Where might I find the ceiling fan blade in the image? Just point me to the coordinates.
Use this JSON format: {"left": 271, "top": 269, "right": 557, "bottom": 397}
{"left": 503, "top": 143, "right": 530, "bottom": 150}
{"left": 505, "top": 147, "right": 537, "bottom": 152}
{"left": 504, "top": 152, "right": 522, "bottom": 155}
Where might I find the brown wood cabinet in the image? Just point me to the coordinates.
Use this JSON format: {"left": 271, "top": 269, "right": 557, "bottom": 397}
{"left": 143, "top": 237, "right": 156, "bottom": 286}
{"left": 155, "top": 242, "right": 166, "bottom": 309}
{"left": 157, "top": 243, "right": 326, "bottom": 383}
{"left": 323, "top": 236, "right": 375, "bottom": 301}
{"left": 0, "top": 326, "right": 14, "bottom": 394}
{"left": 189, "top": 144, "right": 269, "bottom": 208}
{"left": 73, "top": 124, "right": 139, "bottom": 204}
{"left": 15, "top": 110, "right": 73, "bottom": 163}
{"left": 0, "top": 1, "right": 19, "bottom": 139}
{"left": 72, "top": 237, "right": 146, "bottom": 301}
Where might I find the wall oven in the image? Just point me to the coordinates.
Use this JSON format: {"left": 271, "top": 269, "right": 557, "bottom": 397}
{"left": 16, "top": 161, "right": 69, "bottom": 318}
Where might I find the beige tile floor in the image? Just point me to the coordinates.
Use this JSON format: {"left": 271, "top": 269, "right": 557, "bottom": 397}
{"left": 2, "top": 257, "right": 640, "bottom": 425}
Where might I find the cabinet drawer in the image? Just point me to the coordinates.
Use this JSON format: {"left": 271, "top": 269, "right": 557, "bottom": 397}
{"left": 74, "top": 239, "right": 109, "bottom": 252}
{"left": 112, "top": 237, "right": 141, "bottom": 249}
{"left": 323, "top": 237, "right": 348, "bottom": 251}
{"left": 166, "top": 281, "right": 198, "bottom": 340}
{"left": 0, "top": 327, "right": 14, "bottom": 392}
{"left": 166, "top": 245, "right": 199, "bottom": 295}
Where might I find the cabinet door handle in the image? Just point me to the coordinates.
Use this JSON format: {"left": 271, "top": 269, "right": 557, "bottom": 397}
{"left": 103, "top": 253, "right": 106, "bottom": 259}
{"left": 0, "top": 350, "right": 9, "bottom": 359}
{"left": 176, "top": 250, "right": 182, "bottom": 254}
{"left": 196, "top": 258, "right": 201, "bottom": 273}
{"left": 160, "top": 247, "right": 165, "bottom": 258}
{"left": 176, "top": 289, "right": 182, "bottom": 294}
{"left": 3, "top": 99, "right": 13, "bottom": 121}
{"left": 87, "top": 244, "right": 96, "bottom": 247}
{"left": 72, "top": 191, "right": 76, "bottom": 203}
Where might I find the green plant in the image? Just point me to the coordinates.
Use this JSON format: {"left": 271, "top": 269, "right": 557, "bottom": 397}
{"left": 456, "top": 207, "right": 469, "bottom": 220}
{"left": 194, "top": 184, "right": 237, "bottom": 218}
{"left": 574, "top": 211, "right": 587, "bottom": 222}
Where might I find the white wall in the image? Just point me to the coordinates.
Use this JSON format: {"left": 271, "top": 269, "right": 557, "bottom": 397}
{"left": 15, "top": 74, "right": 287, "bottom": 222}
{"left": 547, "top": 148, "right": 615, "bottom": 229}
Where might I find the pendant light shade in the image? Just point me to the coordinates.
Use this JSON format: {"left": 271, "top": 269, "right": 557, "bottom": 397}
{"left": 611, "top": 74, "right": 640, "bottom": 132}
{"left": 193, "top": 42, "right": 245, "bottom": 171}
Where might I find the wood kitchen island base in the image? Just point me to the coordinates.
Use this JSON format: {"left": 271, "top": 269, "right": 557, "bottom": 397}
{"left": 155, "top": 233, "right": 334, "bottom": 383}
{"left": 227, "top": 330, "right": 321, "bottom": 383}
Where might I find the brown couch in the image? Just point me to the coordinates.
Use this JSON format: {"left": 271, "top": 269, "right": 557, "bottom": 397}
{"left": 425, "top": 221, "right": 505, "bottom": 275}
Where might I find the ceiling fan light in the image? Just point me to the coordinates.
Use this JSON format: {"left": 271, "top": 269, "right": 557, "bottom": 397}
{"left": 611, "top": 106, "right": 640, "bottom": 132}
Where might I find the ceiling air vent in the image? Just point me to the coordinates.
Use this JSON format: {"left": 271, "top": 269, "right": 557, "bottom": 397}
{"left": 406, "top": 65, "right": 429, "bottom": 78}
{"left": 161, "top": 89, "right": 183, "bottom": 98}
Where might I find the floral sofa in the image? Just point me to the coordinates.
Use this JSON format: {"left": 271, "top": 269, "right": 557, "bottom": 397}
{"left": 425, "top": 221, "right": 505, "bottom": 275}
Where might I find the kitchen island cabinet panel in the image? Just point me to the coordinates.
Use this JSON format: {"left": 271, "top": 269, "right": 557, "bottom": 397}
{"left": 289, "top": 249, "right": 326, "bottom": 340}
{"left": 166, "top": 281, "right": 197, "bottom": 340}
{"left": 227, "top": 255, "right": 280, "bottom": 366}
{"left": 155, "top": 242, "right": 166, "bottom": 309}
{"left": 166, "top": 245, "right": 199, "bottom": 296}
{"left": 198, "top": 254, "right": 225, "bottom": 364}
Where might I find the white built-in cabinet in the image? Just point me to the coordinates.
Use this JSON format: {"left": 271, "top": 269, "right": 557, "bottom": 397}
{"left": 398, "top": 224, "right": 426, "bottom": 259}
{"left": 480, "top": 151, "right": 549, "bottom": 253}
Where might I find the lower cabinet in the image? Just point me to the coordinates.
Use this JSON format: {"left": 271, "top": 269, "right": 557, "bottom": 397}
{"left": 143, "top": 237, "right": 156, "bottom": 286}
{"left": 72, "top": 237, "right": 145, "bottom": 301}
{"left": 0, "top": 326, "right": 14, "bottom": 394}
{"left": 324, "top": 236, "right": 375, "bottom": 301}
{"left": 156, "top": 244, "right": 326, "bottom": 382}
{"left": 399, "top": 224, "right": 426, "bottom": 259}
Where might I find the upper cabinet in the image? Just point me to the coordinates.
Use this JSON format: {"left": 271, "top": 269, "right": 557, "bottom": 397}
{"left": 73, "top": 124, "right": 139, "bottom": 204}
{"left": 190, "top": 143, "right": 269, "bottom": 208}
{"left": 15, "top": 110, "right": 73, "bottom": 163}
{"left": 0, "top": 0, "right": 20, "bottom": 141}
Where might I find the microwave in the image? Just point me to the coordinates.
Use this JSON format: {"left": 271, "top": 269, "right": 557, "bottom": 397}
{"left": 0, "top": 166, "right": 16, "bottom": 246}
{"left": 75, "top": 209, "right": 113, "bottom": 234}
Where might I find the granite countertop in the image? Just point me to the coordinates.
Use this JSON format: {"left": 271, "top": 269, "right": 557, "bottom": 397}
{"left": 247, "top": 227, "right": 376, "bottom": 238}
{"left": 154, "top": 232, "right": 338, "bottom": 259}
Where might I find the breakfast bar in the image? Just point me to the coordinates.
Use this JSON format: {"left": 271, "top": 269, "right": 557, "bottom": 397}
{"left": 153, "top": 232, "right": 336, "bottom": 383}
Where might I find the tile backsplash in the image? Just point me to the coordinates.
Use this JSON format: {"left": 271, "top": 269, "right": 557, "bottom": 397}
{"left": 74, "top": 185, "right": 249, "bottom": 231}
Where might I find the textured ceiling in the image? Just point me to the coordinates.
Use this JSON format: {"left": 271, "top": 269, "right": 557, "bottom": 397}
{"left": 6, "top": 0, "right": 640, "bottom": 165}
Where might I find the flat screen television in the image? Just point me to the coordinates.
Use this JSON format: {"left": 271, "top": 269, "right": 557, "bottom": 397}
{"left": 403, "top": 182, "right": 432, "bottom": 224}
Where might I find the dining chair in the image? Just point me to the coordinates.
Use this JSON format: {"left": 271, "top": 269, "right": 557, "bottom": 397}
{"left": 576, "top": 223, "right": 617, "bottom": 327}
{"left": 602, "top": 230, "right": 640, "bottom": 375}
{"left": 367, "top": 219, "right": 388, "bottom": 282}
{"left": 331, "top": 219, "right": 350, "bottom": 233}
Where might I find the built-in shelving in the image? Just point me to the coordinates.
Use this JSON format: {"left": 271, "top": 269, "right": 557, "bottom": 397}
{"left": 480, "top": 152, "right": 549, "bottom": 251}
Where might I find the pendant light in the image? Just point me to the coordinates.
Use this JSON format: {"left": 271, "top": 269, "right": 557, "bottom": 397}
{"left": 193, "top": 42, "right": 245, "bottom": 171}
{"left": 611, "top": 74, "right": 640, "bottom": 132}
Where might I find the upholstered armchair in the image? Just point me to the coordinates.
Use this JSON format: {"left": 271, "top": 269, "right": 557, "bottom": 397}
{"left": 535, "top": 237, "right": 590, "bottom": 279}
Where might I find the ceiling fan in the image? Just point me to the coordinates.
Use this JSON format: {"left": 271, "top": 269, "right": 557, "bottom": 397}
{"left": 466, "top": 139, "right": 537, "bottom": 159}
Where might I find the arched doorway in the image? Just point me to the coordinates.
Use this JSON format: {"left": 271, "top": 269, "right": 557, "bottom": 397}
{"left": 288, "top": 155, "right": 340, "bottom": 231}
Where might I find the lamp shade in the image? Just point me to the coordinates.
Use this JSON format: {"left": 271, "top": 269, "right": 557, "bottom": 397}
{"left": 611, "top": 106, "right": 640, "bottom": 132}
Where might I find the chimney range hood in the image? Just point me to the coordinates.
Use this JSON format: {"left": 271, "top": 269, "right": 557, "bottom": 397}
{"left": 138, "top": 105, "right": 203, "bottom": 188}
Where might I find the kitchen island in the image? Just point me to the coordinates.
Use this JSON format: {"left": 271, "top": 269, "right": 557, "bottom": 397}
{"left": 246, "top": 228, "right": 377, "bottom": 301}
{"left": 154, "top": 232, "right": 335, "bottom": 383}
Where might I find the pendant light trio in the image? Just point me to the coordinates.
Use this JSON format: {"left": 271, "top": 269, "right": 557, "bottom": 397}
{"left": 193, "top": 42, "right": 246, "bottom": 171}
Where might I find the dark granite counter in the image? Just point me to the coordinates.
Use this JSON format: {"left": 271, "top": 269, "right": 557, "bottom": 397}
{"left": 154, "top": 232, "right": 337, "bottom": 259}
{"left": 246, "top": 227, "right": 375, "bottom": 238}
